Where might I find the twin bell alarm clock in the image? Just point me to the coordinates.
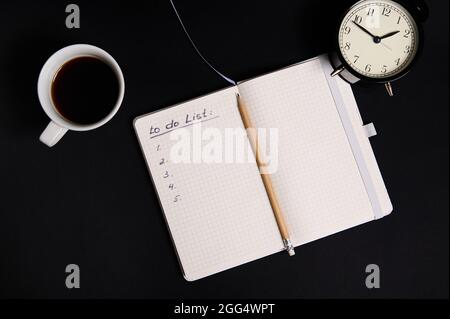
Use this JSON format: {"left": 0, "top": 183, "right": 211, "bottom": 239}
{"left": 330, "top": 0, "right": 428, "bottom": 96}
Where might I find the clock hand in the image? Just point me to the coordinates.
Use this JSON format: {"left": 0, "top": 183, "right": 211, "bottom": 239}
{"left": 351, "top": 21, "right": 379, "bottom": 41}
{"left": 380, "top": 30, "right": 401, "bottom": 40}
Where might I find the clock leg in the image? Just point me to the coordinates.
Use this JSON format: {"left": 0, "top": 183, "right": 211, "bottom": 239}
{"left": 385, "top": 82, "right": 394, "bottom": 97}
{"left": 331, "top": 65, "right": 345, "bottom": 77}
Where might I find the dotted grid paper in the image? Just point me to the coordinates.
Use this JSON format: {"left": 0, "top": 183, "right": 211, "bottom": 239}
{"left": 134, "top": 87, "right": 284, "bottom": 281}
{"left": 237, "top": 57, "right": 375, "bottom": 247}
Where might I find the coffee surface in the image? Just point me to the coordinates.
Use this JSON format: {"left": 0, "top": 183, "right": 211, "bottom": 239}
{"left": 51, "top": 56, "right": 119, "bottom": 125}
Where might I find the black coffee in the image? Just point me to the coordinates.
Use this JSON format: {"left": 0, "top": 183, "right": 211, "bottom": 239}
{"left": 51, "top": 56, "right": 119, "bottom": 125}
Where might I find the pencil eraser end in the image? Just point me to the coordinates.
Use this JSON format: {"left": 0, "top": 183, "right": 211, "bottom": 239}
{"left": 288, "top": 249, "right": 296, "bottom": 257}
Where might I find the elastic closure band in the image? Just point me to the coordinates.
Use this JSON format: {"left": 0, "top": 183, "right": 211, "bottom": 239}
{"left": 320, "top": 57, "right": 384, "bottom": 220}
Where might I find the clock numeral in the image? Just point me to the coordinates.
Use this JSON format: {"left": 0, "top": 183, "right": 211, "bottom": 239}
{"left": 367, "top": 8, "right": 375, "bottom": 16}
{"left": 345, "top": 42, "right": 351, "bottom": 50}
{"left": 404, "top": 29, "right": 411, "bottom": 38}
{"left": 381, "top": 65, "right": 388, "bottom": 74}
{"left": 397, "top": 16, "right": 401, "bottom": 24}
{"left": 353, "top": 55, "right": 360, "bottom": 64}
{"left": 405, "top": 45, "right": 411, "bottom": 54}
{"left": 395, "top": 58, "right": 401, "bottom": 66}
{"left": 365, "top": 64, "right": 372, "bottom": 73}
{"left": 382, "top": 7, "right": 391, "bottom": 17}
{"left": 354, "top": 15, "right": 363, "bottom": 24}
{"left": 344, "top": 26, "right": 351, "bottom": 35}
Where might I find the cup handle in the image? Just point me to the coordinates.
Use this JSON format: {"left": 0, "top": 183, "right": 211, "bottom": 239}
{"left": 40, "top": 122, "right": 69, "bottom": 147}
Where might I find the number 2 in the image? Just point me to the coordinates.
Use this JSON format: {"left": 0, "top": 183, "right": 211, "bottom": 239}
{"left": 404, "top": 29, "right": 411, "bottom": 38}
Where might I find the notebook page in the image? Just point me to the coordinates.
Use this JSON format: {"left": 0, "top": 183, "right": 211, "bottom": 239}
{"left": 237, "top": 57, "right": 375, "bottom": 247}
{"left": 134, "top": 87, "right": 284, "bottom": 281}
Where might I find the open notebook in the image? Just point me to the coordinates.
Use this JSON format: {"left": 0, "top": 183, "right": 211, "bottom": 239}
{"left": 134, "top": 55, "right": 393, "bottom": 281}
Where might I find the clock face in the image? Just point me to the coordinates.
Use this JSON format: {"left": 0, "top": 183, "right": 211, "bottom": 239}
{"left": 338, "top": 0, "right": 419, "bottom": 80}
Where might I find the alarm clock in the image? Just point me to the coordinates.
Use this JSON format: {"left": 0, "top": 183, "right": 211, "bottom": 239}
{"left": 330, "top": 0, "right": 428, "bottom": 96}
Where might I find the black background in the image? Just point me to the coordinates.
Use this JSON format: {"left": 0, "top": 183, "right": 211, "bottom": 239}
{"left": 0, "top": 0, "right": 448, "bottom": 299}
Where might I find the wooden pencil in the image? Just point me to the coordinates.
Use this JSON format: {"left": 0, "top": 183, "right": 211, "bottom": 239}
{"left": 237, "top": 94, "right": 295, "bottom": 257}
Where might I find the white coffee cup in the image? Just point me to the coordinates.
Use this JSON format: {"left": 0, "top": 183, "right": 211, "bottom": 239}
{"left": 38, "top": 44, "right": 125, "bottom": 147}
